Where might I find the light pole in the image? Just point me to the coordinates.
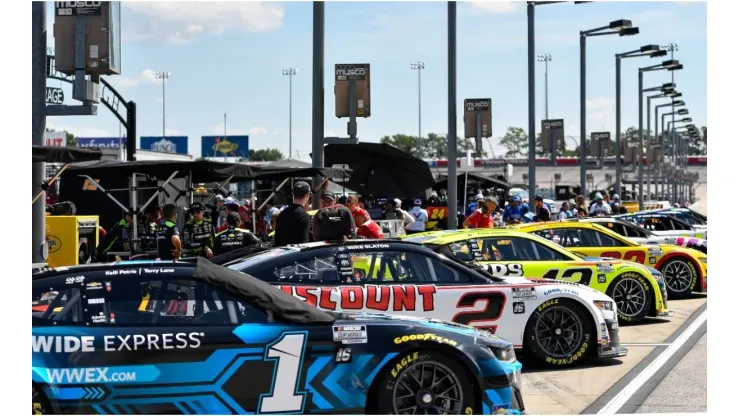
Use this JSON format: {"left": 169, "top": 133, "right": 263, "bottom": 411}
{"left": 282, "top": 68, "right": 297, "bottom": 159}
{"left": 155, "top": 72, "right": 170, "bottom": 139}
{"left": 656, "top": 101, "right": 684, "bottom": 198}
{"left": 662, "top": 106, "right": 688, "bottom": 202}
{"left": 669, "top": 117, "right": 692, "bottom": 203}
{"left": 638, "top": 59, "right": 683, "bottom": 208}
{"left": 648, "top": 88, "right": 681, "bottom": 198}
{"left": 580, "top": 20, "right": 639, "bottom": 197}
{"left": 527, "top": 2, "right": 591, "bottom": 202}
{"left": 614, "top": 45, "right": 666, "bottom": 197}
{"left": 537, "top": 53, "right": 554, "bottom": 164}
{"left": 410, "top": 61, "right": 425, "bottom": 141}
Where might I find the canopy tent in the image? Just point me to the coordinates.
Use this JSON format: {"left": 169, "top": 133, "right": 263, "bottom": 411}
{"left": 433, "top": 172, "right": 512, "bottom": 191}
{"left": 33, "top": 145, "right": 103, "bottom": 164}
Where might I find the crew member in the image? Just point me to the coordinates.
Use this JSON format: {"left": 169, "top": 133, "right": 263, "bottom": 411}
{"left": 214, "top": 212, "right": 262, "bottom": 255}
{"left": 463, "top": 197, "right": 498, "bottom": 229}
{"left": 503, "top": 196, "right": 525, "bottom": 224}
{"left": 275, "top": 181, "right": 311, "bottom": 246}
{"left": 156, "top": 204, "right": 182, "bottom": 260}
{"left": 138, "top": 205, "right": 160, "bottom": 252}
{"left": 94, "top": 212, "right": 132, "bottom": 262}
{"left": 216, "top": 197, "right": 241, "bottom": 233}
{"left": 407, "top": 199, "right": 429, "bottom": 234}
{"left": 533, "top": 195, "right": 552, "bottom": 222}
{"left": 182, "top": 202, "right": 215, "bottom": 258}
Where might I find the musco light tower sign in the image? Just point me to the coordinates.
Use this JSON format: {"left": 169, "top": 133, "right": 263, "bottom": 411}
{"left": 334, "top": 63, "right": 371, "bottom": 141}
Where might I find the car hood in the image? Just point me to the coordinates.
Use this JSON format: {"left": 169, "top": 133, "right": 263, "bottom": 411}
{"left": 331, "top": 311, "right": 513, "bottom": 349}
{"left": 657, "top": 244, "right": 700, "bottom": 257}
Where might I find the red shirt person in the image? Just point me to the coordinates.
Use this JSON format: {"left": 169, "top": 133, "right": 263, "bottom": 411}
{"left": 355, "top": 213, "right": 384, "bottom": 239}
{"left": 463, "top": 197, "right": 498, "bottom": 229}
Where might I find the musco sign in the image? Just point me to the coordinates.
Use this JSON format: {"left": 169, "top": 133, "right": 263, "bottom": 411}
{"left": 55, "top": 1, "right": 103, "bottom": 16}
{"left": 335, "top": 64, "right": 368, "bottom": 81}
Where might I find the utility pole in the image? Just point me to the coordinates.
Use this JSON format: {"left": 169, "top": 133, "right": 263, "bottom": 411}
{"left": 411, "top": 61, "right": 425, "bottom": 141}
{"left": 283, "top": 68, "right": 297, "bottom": 158}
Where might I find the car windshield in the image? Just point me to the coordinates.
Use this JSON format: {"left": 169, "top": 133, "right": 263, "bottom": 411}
{"left": 228, "top": 247, "right": 300, "bottom": 269}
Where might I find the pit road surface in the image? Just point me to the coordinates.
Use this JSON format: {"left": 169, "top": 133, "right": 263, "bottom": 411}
{"left": 520, "top": 296, "right": 707, "bottom": 414}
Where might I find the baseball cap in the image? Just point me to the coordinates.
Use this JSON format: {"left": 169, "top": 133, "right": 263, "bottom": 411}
{"left": 595, "top": 193, "right": 604, "bottom": 201}
{"left": 414, "top": 199, "right": 422, "bottom": 205}
{"left": 613, "top": 194, "right": 620, "bottom": 200}
{"left": 475, "top": 193, "right": 484, "bottom": 200}
{"left": 512, "top": 195, "right": 521, "bottom": 202}
{"left": 224, "top": 196, "right": 237, "bottom": 205}
{"left": 568, "top": 199, "right": 576, "bottom": 204}
{"left": 293, "top": 181, "right": 311, "bottom": 193}
{"left": 189, "top": 202, "right": 204, "bottom": 212}
{"left": 215, "top": 195, "right": 224, "bottom": 201}
{"left": 393, "top": 198, "right": 402, "bottom": 206}
{"left": 321, "top": 191, "right": 335, "bottom": 200}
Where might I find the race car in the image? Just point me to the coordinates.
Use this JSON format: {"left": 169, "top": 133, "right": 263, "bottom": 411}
{"left": 514, "top": 222, "right": 708, "bottom": 298}
{"left": 655, "top": 207, "right": 707, "bottom": 228}
{"left": 32, "top": 258, "right": 524, "bottom": 415}
{"left": 401, "top": 229, "right": 669, "bottom": 324}
{"left": 224, "top": 240, "right": 627, "bottom": 368}
{"left": 576, "top": 217, "right": 707, "bottom": 254}
{"left": 614, "top": 212, "right": 707, "bottom": 240}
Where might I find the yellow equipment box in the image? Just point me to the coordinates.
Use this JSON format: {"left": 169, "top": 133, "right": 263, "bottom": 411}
{"left": 46, "top": 215, "right": 99, "bottom": 268}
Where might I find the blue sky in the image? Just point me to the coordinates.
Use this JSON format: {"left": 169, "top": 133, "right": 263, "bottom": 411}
{"left": 45, "top": 1, "right": 707, "bottom": 159}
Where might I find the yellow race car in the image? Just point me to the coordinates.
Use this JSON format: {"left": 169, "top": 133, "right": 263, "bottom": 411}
{"left": 402, "top": 229, "right": 670, "bottom": 324}
{"left": 514, "top": 221, "right": 708, "bottom": 298}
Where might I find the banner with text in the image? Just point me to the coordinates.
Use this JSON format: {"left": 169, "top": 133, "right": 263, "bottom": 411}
{"left": 77, "top": 137, "right": 126, "bottom": 148}
{"left": 44, "top": 131, "right": 66, "bottom": 147}
{"left": 140, "top": 136, "right": 189, "bottom": 154}
{"left": 200, "top": 136, "right": 249, "bottom": 158}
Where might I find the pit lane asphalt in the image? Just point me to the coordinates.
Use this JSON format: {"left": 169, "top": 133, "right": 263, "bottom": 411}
{"left": 519, "top": 295, "right": 707, "bottom": 415}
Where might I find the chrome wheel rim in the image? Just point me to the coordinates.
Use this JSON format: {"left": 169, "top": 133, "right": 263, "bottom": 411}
{"left": 663, "top": 261, "right": 693, "bottom": 293}
{"left": 392, "top": 361, "right": 464, "bottom": 415}
{"left": 534, "top": 306, "right": 584, "bottom": 357}
{"left": 613, "top": 278, "right": 648, "bottom": 317}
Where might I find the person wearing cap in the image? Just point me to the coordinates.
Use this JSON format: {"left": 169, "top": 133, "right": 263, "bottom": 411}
{"left": 384, "top": 199, "right": 404, "bottom": 221}
{"left": 94, "top": 211, "right": 133, "bottom": 262}
{"left": 313, "top": 191, "right": 356, "bottom": 240}
{"left": 610, "top": 194, "right": 621, "bottom": 210}
{"left": 156, "top": 203, "right": 182, "bottom": 260}
{"left": 137, "top": 205, "right": 160, "bottom": 252}
{"left": 210, "top": 194, "right": 226, "bottom": 228}
{"left": 466, "top": 194, "right": 485, "bottom": 216}
{"left": 589, "top": 193, "right": 612, "bottom": 216}
{"left": 182, "top": 202, "right": 215, "bottom": 258}
{"left": 407, "top": 199, "right": 429, "bottom": 234}
{"left": 393, "top": 198, "right": 416, "bottom": 228}
{"left": 533, "top": 195, "right": 551, "bottom": 222}
{"left": 214, "top": 212, "right": 262, "bottom": 255}
{"left": 216, "top": 197, "right": 242, "bottom": 233}
{"left": 464, "top": 197, "right": 498, "bottom": 229}
{"left": 503, "top": 195, "right": 525, "bottom": 225}
{"left": 557, "top": 201, "right": 573, "bottom": 221}
{"left": 275, "top": 181, "right": 312, "bottom": 246}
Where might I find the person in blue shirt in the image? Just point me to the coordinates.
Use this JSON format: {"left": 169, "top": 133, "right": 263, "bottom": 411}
{"left": 465, "top": 193, "right": 484, "bottom": 216}
{"left": 503, "top": 195, "right": 526, "bottom": 224}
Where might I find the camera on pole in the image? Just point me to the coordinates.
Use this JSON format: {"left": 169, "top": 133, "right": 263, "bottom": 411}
{"left": 464, "top": 98, "right": 492, "bottom": 153}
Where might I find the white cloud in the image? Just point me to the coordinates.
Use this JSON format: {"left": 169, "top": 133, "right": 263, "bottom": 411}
{"left": 586, "top": 97, "right": 616, "bottom": 132}
{"left": 466, "top": 1, "right": 521, "bottom": 15}
{"left": 123, "top": 2, "right": 284, "bottom": 46}
{"left": 47, "top": 124, "right": 112, "bottom": 138}
{"left": 115, "top": 69, "right": 160, "bottom": 88}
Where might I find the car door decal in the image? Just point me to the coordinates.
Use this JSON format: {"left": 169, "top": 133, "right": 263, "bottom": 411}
{"left": 259, "top": 332, "right": 309, "bottom": 413}
{"left": 541, "top": 268, "right": 593, "bottom": 285}
{"left": 450, "top": 291, "right": 506, "bottom": 332}
{"left": 277, "top": 285, "right": 437, "bottom": 312}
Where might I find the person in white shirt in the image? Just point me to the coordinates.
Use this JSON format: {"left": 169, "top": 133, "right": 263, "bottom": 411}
{"left": 407, "top": 199, "right": 429, "bottom": 234}
{"left": 394, "top": 198, "right": 416, "bottom": 228}
{"left": 589, "top": 194, "right": 612, "bottom": 216}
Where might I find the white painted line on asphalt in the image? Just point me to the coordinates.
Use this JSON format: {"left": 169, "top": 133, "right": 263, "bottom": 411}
{"left": 597, "top": 310, "right": 707, "bottom": 415}
{"left": 621, "top": 343, "right": 672, "bottom": 347}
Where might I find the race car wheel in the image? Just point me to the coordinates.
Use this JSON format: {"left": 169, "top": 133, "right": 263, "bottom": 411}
{"left": 524, "top": 299, "right": 593, "bottom": 367}
{"left": 660, "top": 258, "right": 697, "bottom": 298}
{"left": 32, "top": 385, "right": 50, "bottom": 415}
{"left": 375, "top": 350, "right": 478, "bottom": 415}
{"left": 608, "top": 272, "right": 652, "bottom": 324}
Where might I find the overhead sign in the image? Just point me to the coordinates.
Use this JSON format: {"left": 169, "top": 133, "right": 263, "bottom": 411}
{"left": 590, "top": 132, "right": 612, "bottom": 157}
{"left": 541, "top": 119, "right": 565, "bottom": 152}
{"left": 46, "top": 87, "right": 65, "bottom": 105}
{"left": 335, "top": 63, "right": 371, "bottom": 118}
{"left": 45, "top": 131, "right": 66, "bottom": 147}
{"left": 463, "top": 98, "right": 493, "bottom": 139}
{"left": 140, "top": 136, "right": 189, "bottom": 155}
{"left": 201, "top": 136, "right": 249, "bottom": 158}
{"left": 55, "top": 1, "right": 102, "bottom": 16}
{"left": 77, "top": 137, "right": 126, "bottom": 148}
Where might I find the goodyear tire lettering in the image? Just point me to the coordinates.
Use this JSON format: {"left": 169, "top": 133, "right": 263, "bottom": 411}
{"left": 391, "top": 352, "right": 420, "bottom": 378}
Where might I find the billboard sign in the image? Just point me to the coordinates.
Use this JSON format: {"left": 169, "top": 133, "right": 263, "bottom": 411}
{"left": 201, "top": 136, "right": 249, "bottom": 158}
{"left": 44, "top": 131, "right": 66, "bottom": 147}
{"left": 46, "top": 87, "right": 65, "bottom": 105}
{"left": 463, "top": 98, "right": 493, "bottom": 139}
{"left": 77, "top": 137, "right": 125, "bottom": 148}
{"left": 541, "top": 119, "right": 565, "bottom": 151}
{"left": 140, "top": 136, "right": 189, "bottom": 154}
{"left": 334, "top": 63, "right": 371, "bottom": 118}
{"left": 590, "top": 132, "right": 611, "bottom": 157}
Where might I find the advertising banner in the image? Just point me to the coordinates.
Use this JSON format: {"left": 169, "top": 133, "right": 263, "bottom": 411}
{"left": 77, "top": 137, "right": 126, "bottom": 148}
{"left": 335, "top": 63, "right": 371, "bottom": 118}
{"left": 140, "top": 136, "right": 189, "bottom": 154}
{"left": 541, "top": 119, "right": 565, "bottom": 152}
{"left": 44, "top": 130, "right": 66, "bottom": 147}
{"left": 201, "top": 136, "right": 249, "bottom": 158}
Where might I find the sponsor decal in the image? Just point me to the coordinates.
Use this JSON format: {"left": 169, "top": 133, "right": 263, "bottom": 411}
{"left": 544, "top": 337, "right": 590, "bottom": 366}
{"left": 86, "top": 281, "right": 102, "bottom": 290}
{"left": 600, "top": 323, "right": 610, "bottom": 347}
{"left": 142, "top": 268, "right": 175, "bottom": 274}
{"left": 335, "top": 347, "right": 352, "bottom": 363}
{"left": 512, "top": 301, "right": 525, "bottom": 314}
{"left": 87, "top": 298, "right": 105, "bottom": 305}
{"left": 32, "top": 333, "right": 204, "bottom": 353}
{"left": 393, "top": 333, "right": 457, "bottom": 347}
{"left": 344, "top": 243, "right": 391, "bottom": 250}
{"left": 487, "top": 263, "right": 524, "bottom": 277}
{"left": 511, "top": 287, "right": 537, "bottom": 300}
{"left": 597, "top": 263, "right": 614, "bottom": 273}
{"left": 543, "top": 287, "right": 579, "bottom": 296}
{"left": 91, "top": 312, "right": 107, "bottom": 323}
{"left": 105, "top": 282, "right": 112, "bottom": 292}
{"left": 43, "top": 367, "right": 136, "bottom": 384}
{"left": 47, "top": 235, "right": 62, "bottom": 254}
{"left": 333, "top": 325, "right": 367, "bottom": 344}
{"left": 391, "top": 352, "right": 421, "bottom": 378}
{"left": 597, "top": 274, "right": 607, "bottom": 284}
{"left": 277, "top": 284, "right": 436, "bottom": 312}
{"left": 649, "top": 256, "right": 657, "bottom": 264}
{"left": 648, "top": 247, "right": 663, "bottom": 256}
{"left": 65, "top": 275, "right": 85, "bottom": 285}
{"left": 537, "top": 299, "right": 559, "bottom": 312}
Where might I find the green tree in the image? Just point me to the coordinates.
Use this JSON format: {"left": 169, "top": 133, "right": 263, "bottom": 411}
{"left": 65, "top": 131, "right": 77, "bottom": 147}
{"left": 499, "top": 126, "right": 528, "bottom": 158}
{"left": 380, "top": 134, "right": 423, "bottom": 158}
{"left": 248, "top": 148, "right": 284, "bottom": 161}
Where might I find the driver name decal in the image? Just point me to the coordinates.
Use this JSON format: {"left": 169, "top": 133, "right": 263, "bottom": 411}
{"left": 277, "top": 284, "right": 437, "bottom": 312}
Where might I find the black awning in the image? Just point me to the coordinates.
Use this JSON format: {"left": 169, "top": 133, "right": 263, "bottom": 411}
{"left": 33, "top": 145, "right": 103, "bottom": 164}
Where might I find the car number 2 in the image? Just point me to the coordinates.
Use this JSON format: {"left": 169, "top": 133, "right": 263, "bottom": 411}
{"left": 259, "top": 332, "right": 308, "bottom": 413}
{"left": 451, "top": 292, "right": 506, "bottom": 332}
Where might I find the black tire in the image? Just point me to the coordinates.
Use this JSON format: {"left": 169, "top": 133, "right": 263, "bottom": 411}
{"left": 660, "top": 258, "right": 698, "bottom": 298}
{"left": 607, "top": 272, "right": 653, "bottom": 324}
{"left": 524, "top": 298, "right": 593, "bottom": 367}
{"left": 32, "top": 385, "right": 50, "bottom": 415}
{"left": 374, "top": 350, "right": 478, "bottom": 415}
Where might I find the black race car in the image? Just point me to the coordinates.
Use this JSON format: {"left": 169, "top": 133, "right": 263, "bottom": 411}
{"left": 32, "top": 258, "right": 524, "bottom": 415}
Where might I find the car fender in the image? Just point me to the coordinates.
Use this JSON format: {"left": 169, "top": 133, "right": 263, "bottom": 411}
{"left": 655, "top": 249, "right": 704, "bottom": 277}
{"left": 605, "top": 261, "right": 665, "bottom": 312}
